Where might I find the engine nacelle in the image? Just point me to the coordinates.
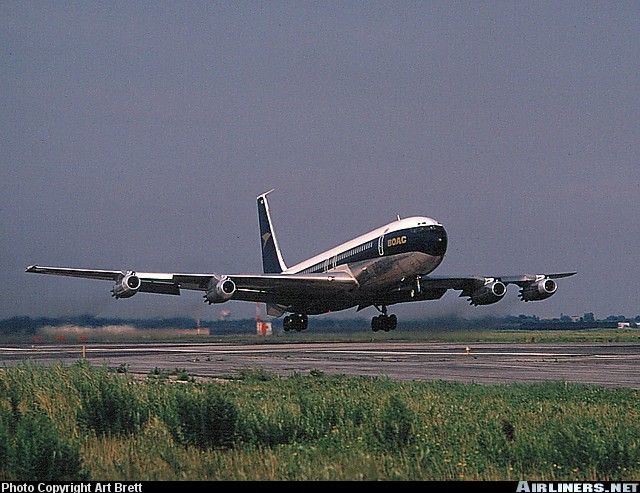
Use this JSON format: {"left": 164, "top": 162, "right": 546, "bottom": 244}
{"left": 469, "top": 280, "right": 507, "bottom": 306}
{"left": 111, "top": 272, "right": 141, "bottom": 299}
{"left": 204, "top": 276, "right": 236, "bottom": 304}
{"left": 520, "top": 278, "right": 557, "bottom": 302}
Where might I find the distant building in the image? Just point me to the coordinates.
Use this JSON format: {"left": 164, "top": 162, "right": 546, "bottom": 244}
{"left": 618, "top": 322, "right": 639, "bottom": 329}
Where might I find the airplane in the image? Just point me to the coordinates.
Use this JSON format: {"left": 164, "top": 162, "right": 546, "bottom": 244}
{"left": 26, "top": 191, "right": 576, "bottom": 332}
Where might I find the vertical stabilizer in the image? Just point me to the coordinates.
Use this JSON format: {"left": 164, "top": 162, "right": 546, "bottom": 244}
{"left": 257, "top": 190, "right": 287, "bottom": 273}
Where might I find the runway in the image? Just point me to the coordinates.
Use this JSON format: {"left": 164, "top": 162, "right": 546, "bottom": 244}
{"left": 1, "top": 341, "right": 639, "bottom": 388}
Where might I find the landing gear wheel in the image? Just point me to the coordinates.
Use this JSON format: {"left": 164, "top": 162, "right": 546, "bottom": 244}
{"left": 371, "top": 313, "right": 397, "bottom": 332}
{"left": 283, "top": 313, "right": 308, "bottom": 332}
{"left": 293, "top": 313, "right": 308, "bottom": 332}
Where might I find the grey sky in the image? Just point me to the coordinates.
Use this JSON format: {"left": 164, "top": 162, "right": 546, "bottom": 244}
{"left": 2, "top": 2, "right": 639, "bottom": 321}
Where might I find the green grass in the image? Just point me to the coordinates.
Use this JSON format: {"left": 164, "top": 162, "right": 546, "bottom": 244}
{"left": 0, "top": 362, "right": 638, "bottom": 480}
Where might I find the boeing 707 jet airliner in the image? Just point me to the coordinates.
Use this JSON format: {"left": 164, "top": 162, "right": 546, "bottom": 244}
{"left": 27, "top": 191, "right": 575, "bottom": 332}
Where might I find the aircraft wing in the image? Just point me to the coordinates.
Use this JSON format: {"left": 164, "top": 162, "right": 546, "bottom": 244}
{"left": 226, "top": 272, "right": 359, "bottom": 304}
{"left": 25, "top": 265, "right": 193, "bottom": 295}
{"left": 25, "top": 265, "right": 359, "bottom": 300}
{"left": 410, "top": 272, "right": 576, "bottom": 305}
{"left": 417, "top": 272, "right": 577, "bottom": 293}
{"left": 25, "top": 265, "right": 123, "bottom": 281}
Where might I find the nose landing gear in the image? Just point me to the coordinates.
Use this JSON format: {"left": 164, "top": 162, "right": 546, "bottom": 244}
{"left": 371, "top": 306, "right": 397, "bottom": 332}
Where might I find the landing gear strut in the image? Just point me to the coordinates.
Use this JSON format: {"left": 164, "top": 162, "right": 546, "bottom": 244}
{"left": 283, "top": 313, "right": 308, "bottom": 332}
{"left": 371, "top": 306, "right": 397, "bottom": 332}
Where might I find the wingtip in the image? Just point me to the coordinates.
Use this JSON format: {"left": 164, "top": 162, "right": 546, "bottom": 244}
{"left": 551, "top": 271, "right": 578, "bottom": 279}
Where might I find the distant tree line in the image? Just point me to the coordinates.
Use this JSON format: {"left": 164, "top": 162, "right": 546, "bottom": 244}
{"left": 0, "top": 312, "right": 638, "bottom": 336}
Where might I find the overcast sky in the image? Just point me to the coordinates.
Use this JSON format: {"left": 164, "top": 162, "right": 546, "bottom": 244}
{"left": 2, "top": 2, "right": 639, "bottom": 321}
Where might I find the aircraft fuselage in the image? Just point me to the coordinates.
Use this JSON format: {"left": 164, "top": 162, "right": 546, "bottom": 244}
{"left": 283, "top": 217, "right": 448, "bottom": 314}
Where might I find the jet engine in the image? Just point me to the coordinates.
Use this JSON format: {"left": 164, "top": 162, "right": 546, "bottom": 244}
{"left": 111, "top": 272, "right": 141, "bottom": 299}
{"left": 468, "top": 280, "right": 506, "bottom": 306}
{"left": 204, "top": 276, "right": 236, "bottom": 304}
{"left": 520, "top": 278, "right": 557, "bottom": 302}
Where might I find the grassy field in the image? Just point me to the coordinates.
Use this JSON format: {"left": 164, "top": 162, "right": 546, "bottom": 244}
{"left": 0, "top": 362, "right": 638, "bottom": 480}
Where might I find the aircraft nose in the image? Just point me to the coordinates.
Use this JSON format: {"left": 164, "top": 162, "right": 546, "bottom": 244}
{"left": 430, "top": 226, "right": 448, "bottom": 256}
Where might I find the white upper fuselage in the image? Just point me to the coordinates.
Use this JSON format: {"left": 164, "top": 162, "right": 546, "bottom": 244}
{"left": 285, "top": 216, "right": 441, "bottom": 274}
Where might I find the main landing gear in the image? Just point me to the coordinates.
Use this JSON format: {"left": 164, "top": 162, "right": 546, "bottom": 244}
{"left": 371, "top": 306, "right": 397, "bottom": 332}
{"left": 283, "top": 313, "right": 308, "bottom": 332}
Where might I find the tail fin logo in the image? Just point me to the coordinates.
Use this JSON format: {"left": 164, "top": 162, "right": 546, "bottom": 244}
{"left": 262, "top": 231, "right": 272, "bottom": 249}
